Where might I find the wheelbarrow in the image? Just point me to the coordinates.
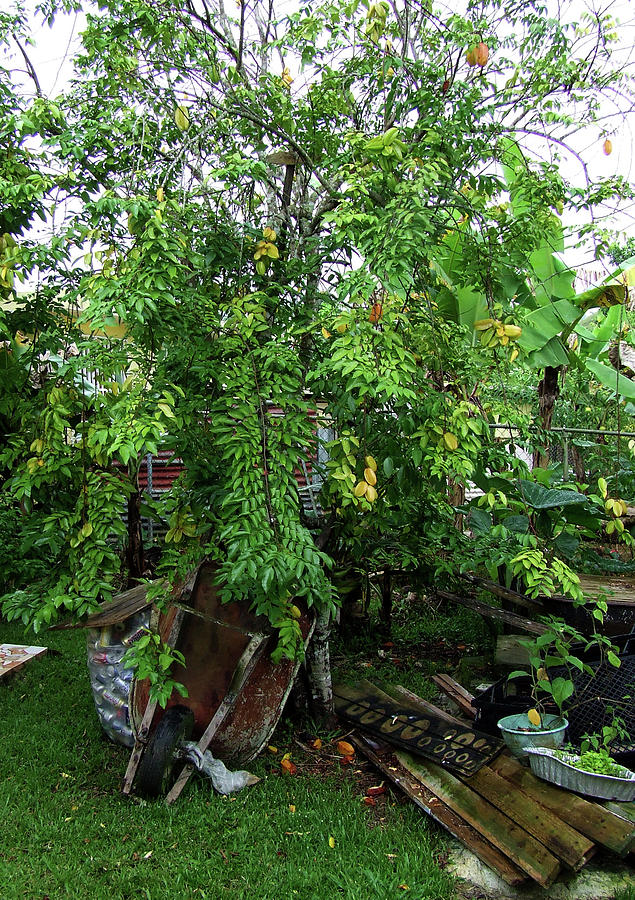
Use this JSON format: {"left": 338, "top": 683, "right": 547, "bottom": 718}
{"left": 122, "top": 561, "right": 313, "bottom": 803}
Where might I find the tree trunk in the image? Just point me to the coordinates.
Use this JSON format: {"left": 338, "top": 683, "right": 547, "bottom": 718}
{"left": 305, "top": 606, "right": 335, "bottom": 724}
{"left": 533, "top": 365, "right": 561, "bottom": 468}
{"left": 126, "top": 489, "right": 144, "bottom": 586}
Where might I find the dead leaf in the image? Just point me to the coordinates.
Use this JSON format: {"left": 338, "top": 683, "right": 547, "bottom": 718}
{"left": 328, "top": 836, "right": 336, "bottom": 848}
{"left": 281, "top": 759, "right": 297, "bottom": 775}
{"left": 366, "top": 785, "right": 386, "bottom": 797}
{"left": 363, "top": 796, "right": 376, "bottom": 807}
{"left": 267, "top": 745, "right": 278, "bottom": 754}
{"left": 336, "top": 740, "right": 355, "bottom": 756}
{"left": 288, "top": 805, "right": 296, "bottom": 813}
{"left": 312, "top": 738, "right": 323, "bottom": 750}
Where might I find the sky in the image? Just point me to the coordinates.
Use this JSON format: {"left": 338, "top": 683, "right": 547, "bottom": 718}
{"left": 8, "top": 0, "right": 635, "bottom": 275}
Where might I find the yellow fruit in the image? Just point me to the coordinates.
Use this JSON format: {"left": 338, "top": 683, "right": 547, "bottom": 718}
{"left": 503, "top": 324, "right": 522, "bottom": 339}
{"left": 369, "top": 302, "right": 383, "bottom": 323}
{"left": 365, "top": 455, "right": 378, "bottom": 471}
{"left": 364, "top": 467, "right": 377, "bottom": 486}
{"left": 474, "top": 318, "right": 494, "bottom": 331}
{"left": 174, "top": 105, "right": 190, "bottom": 132}
{"left": 289, "top": 604, "right": 302, "bottom": 619}
{"left": 510, "top": 348, "right": 519, "bottom": 363}
{"left": 366, "top": 484, "right": 378, "bottom": 503}
{"left": 603, "top": 138, "right": 612, "bottom": 156}
{"left": 443, "top": 432, "right": 458, "bottom": 451}
{"left": 527, "top": 708, "right": 542, "bottom": 727}
{"left": 354, "top": 481, "right": 368, "bottom": 497}
{"left": 466, "top": 47, "right": 476, "bottom": 66}
{"left": 336, "top": 323, "right": 347, "bottom": 333}
{"left": 474, "top": 41, "right": 489, "bottom": 66}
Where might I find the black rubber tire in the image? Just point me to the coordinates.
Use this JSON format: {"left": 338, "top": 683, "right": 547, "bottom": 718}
{"left": 134, "top": 705, "right": 195, "bottom": 798}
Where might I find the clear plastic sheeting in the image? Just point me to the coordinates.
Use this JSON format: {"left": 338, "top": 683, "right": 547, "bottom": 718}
{"left": 86, "top": 609, "right": 150, "bottom": 748}
{"left": 179, "top": 742, "right": 260, "bottom": 794}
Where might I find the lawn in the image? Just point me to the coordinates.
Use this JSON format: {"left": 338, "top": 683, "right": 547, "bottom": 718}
{"left": 0, "top": 618, "right": 461, "bottom": 900}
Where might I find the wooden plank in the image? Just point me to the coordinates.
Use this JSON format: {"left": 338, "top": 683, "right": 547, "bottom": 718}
{"left": 491, "top": 753, "right": 635, "bottom": 856}
{"left": 459, "top": 573, "right": 545, "bottom": 611}
{"left": 380, "top": 686, "right": 595, "bottom": 870}
{"left": 52, "top": 580, "right": 162, "bottom": 629}
{"left": 351, "top": 734, "right": 527, "bottom": 887}
{"left": 601, "top": 800, "right": 635, "bottom": 828}
{"left": 122, "top": 605, "right": 185, "bottom": 796}
{"left": 572, "top": 574, "right": 635, "bottom": 606}
{"left": 0, "top": 644, "right": 47, "bottom": 678}
{"left": 495, "top": 635, "right": 531, "bottom": 668}
{"left": 334, "top": 681, "right": 503, "bottom": 776}
{"left": 436, "top": 590, "right": 548, "bottom": 635}
{"left": 397, "top": 750, "right": 561, "bottom": 887}
{"left": 466, "top": 765, "right": 595, "bottom": 871}
{"left": 431, "top": 674, "right": 477, "bottom": 719}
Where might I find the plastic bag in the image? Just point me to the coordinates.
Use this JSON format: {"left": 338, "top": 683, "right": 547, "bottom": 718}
{"left": 86, "top": 608, "right": 150, "bottom": 747}
{"left": 180, "top": 741, "right": 260, "bottom": 794}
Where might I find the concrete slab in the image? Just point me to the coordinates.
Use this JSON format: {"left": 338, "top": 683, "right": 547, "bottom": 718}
{"left": 448, "top": 841, "right": 634, "bottom": 899}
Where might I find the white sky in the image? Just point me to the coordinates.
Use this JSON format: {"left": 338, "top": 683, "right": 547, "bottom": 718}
{"left": 8, "top": 0, "right": 635, "bottom": 273}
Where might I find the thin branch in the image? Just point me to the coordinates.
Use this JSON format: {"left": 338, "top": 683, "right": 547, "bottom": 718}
{"left": 14, "top": 37, "right": 42, "bottom": 96}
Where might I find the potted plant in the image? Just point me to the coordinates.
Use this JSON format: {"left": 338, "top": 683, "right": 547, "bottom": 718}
{"left": 498, "top": 614, "right": 622, "bottom": 762}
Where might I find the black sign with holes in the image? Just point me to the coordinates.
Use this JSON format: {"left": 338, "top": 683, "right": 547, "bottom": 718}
{"left": 334, "top": 689, "right": 504, "bottom": 776}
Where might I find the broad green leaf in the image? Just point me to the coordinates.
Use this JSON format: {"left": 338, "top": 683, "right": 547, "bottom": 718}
{"left": 516, "top": 480, "right": 587, "bottom": 510}
{"left": 584, "top": 358, "right": 635, "bottom": 401}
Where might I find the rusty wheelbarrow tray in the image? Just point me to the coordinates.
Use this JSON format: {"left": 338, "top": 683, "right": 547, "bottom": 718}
{"left": 122, "top": 561, "right": 313, "bottom": 803}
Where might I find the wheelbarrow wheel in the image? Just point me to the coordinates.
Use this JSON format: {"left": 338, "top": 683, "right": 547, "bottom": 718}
{"left": 134, "top": 705, "right": 194, "bottom": 798}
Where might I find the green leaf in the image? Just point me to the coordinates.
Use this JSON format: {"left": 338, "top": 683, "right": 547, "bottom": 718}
{"left": 516, "top": 480, "right": 587, "bottom": 510}
{"left": 584, "top": 358, "right": 635, "bottom": 401}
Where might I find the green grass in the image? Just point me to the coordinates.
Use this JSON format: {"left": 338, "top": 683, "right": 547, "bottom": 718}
{"left": 0, "top": 622, "right": 457, "bottom": 900}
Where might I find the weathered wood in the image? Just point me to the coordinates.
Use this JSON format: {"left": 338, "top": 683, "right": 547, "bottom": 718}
{"left": 0, "top": 644, "right": 47, "bottom": 678}
{"left": 165, "top": 631, "right": 268, "bottom": 805}
{"left": 563, "top": 574, "right": 635, "bottom": 606}
{"left": 334, "top": 680, "right": 503, "bottom": 776}
{"left": 397, "top": 750, "right": 561, "bottom": 887}
{"left": 466, "top": 765, "right": 595, "bottom": 871}
{"left": 122, "top": 605, "right": 185, "bottom": 796}
{"left": 380, "top": 684, "right": 596, "bottom": 870}
{"left": 381, "top": 682, "right": 462, "bottom": 726}
{"left": 459, "top": 573, "right": 545, "bottom": 611}
{"left": 494, "top": 635, "right": 531, "bottom": 669}
{"left": 601, "top": 800, "right": 635, "bottom": 828}
{"left": 431, "top": 674, "right": 477, "bottom": 719}
{"left": 491, "top": 753, "right": 635, "bottom": 857}
{"left": 52, "top": 580, "right": 163, "bottom": 630}
{"left": 436, "top": 589, "right": 548, "bottom": 635}
{"left": 352, "top": 734, "right": 528, "bottom": 888}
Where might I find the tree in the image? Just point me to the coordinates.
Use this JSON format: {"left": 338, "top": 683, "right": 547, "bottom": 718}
{"left": 1, "top": 0, "right": 633, "bottom": 714}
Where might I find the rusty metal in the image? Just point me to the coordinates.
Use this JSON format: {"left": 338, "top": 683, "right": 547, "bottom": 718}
{"left": 126, "top": 561, "right": 313, "bottom": 799}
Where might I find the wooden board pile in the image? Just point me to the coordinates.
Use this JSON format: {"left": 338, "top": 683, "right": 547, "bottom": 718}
{"left": 335, "top": 679, "right": 635, "bottom": 889}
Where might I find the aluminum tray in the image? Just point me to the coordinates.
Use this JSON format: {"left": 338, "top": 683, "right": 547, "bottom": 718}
{"left": 525, "top": 746, "right": 635, "bottom": 801}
